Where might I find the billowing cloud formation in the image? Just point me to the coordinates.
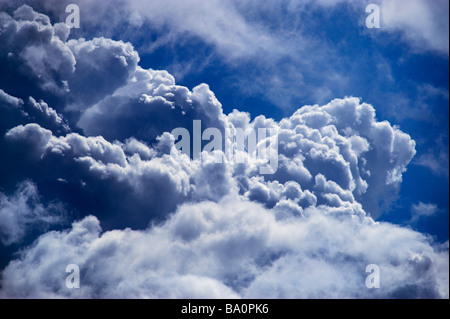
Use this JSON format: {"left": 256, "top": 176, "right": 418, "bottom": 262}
{"left": 3, "top": 123, "right": 198, "bottom": 228}
{"left": 0, "top": 5, "right": 447, "bottom": 298}
{"left": 77, "top": 68, "right": 226, "bottom": 142}
{"left": 0, "top": 5, "right": 139, "bottom": 124}
{"left": 1, "top": 199, "right": 448, "bottom": 298}
{"left": 0, "top": 89, "right": 69, "bottom": 135}
{"left": 0, "top": 5, "right": 75, "bottom": 97}
{"left": 66, "top": 37, "right": 140, "bottom": 112}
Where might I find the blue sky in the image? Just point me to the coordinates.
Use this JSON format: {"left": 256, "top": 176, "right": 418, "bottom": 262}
{"left": 0, "top": 0, "right": 448, "bottom": 298}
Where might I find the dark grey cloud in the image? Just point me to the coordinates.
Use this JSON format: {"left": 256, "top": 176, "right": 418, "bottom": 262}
{"left": 0, "top": 5, "right": 417, "bottom": 231}
{"left": 66, "top": 37, "right": 140, "bottom": 113}
{"left": 0, "top": 5, "right": 75, "bottom": 102}
{"left": 0, "top": 6, "right": 140, "bottom": 127}
{"left": 2, "top": 123, "right": 194, "bottom": 229}
{"left": 77, "top": 67, "right": 226, "bottom": 143}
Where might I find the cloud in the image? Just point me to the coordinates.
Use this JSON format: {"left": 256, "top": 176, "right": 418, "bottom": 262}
{"left": 2, "top": 123, "right": 196, "bottom": 229}
{"left": 260, "top": 97, "right": 416, "bottom": 218}
{"left": 3, "top": 95, "right": 416, "bottom": 222}
{"left": 287, "top": 0, "right": 449, "bottom": 55}
{"left": 0, "top": 92, "right": 427, "bottom": 298}
{"left": 0, "top": 4, "right": 416, "bottom": 223}
{"left": 0, "top": 89, "right": 22, "bottom": 107}
{"left": 65, "top": 37, "right": 140, "bottom": 112}
{"left": 0, "top": 180, "right": 65, "bottom": 246}
{"left": 2, "top": 0, "right": 447, "bottom": 119}
{"left": 380, "top": 0, "right": 449, "bottom": 55}
{"left": 410, "top": 202, "right": 440, "bottom": 224}
{"left": 77, "top": 67, "right": 226, "bottom": 143}
{"left": 33, "top": 0, "right": 285, "bottom": 60}
{"left": 0, "top": 8, "right": 417, "bottom": 236}
{"left": 0, "top": 6, "right": 140, "bottom": 127}
{"left": 416, "top": 152, "right": 449, "bottom": 177}
{"left": 0, "top": 197, "right": 448, "bottom": 298}
{"left": 0, "top": 88, "right": 69, "bottom": 135}
{"left": 0, "top": 5, "right": 75, "bottom": 99}
{"left": 0, "top": 4, "right": 445, "bottom": 299}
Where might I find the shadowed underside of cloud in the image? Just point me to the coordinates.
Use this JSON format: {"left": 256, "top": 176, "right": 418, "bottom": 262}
{"left": 0, "top": 5, "right": 447, "bottom": 298}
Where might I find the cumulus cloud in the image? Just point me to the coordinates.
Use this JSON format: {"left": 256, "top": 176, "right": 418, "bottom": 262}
{"left": 1, "top": 198, "right": 448, "bottom": 298}
{"left": 236, "top": 97, "right": 416, "bottom": 218}
{"left": 0, "top": 5, "right": 75, "bottom": 98}
{"left": 2, "top": 123, "right": 194, "bottom": 229}
{"left": 0, "top": 4, "right": 446, "bottom": 299}
{"left": 65, "top": 37, "right": 140, "bottom": 112}
{"left": 77, "top": 67, "right": 226, "bottom": 143}
{"left": 0, "top": 89, "right": 69, "bottom": 135}
{"left": 0, "top": 5, "right": 415, "bottom": 223}
{"left": 2, "top": 95, "right": 416, "bottom": 223}
{"left": 0, "top": 89, "right": 432, "bottom": 298}
{"left": 0, "top": 5, "right": 140, "bottom": 126}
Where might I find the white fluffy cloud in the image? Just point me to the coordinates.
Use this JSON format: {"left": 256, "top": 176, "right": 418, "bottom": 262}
{"left": 233, "top": 97, "right": 416, "bottom": 218}
{"left": 1, "top": 198, "right": 448, "bottom": 298}
{"left": 1, "top": 88, "right": 438, "bottom": 298}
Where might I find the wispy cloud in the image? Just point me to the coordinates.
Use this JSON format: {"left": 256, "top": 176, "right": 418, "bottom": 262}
{"left": 410, "top": 202, "right": 440, "bottom": 224}
{"left": 381, "top": 0, "right": 449, "bottom": 56}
